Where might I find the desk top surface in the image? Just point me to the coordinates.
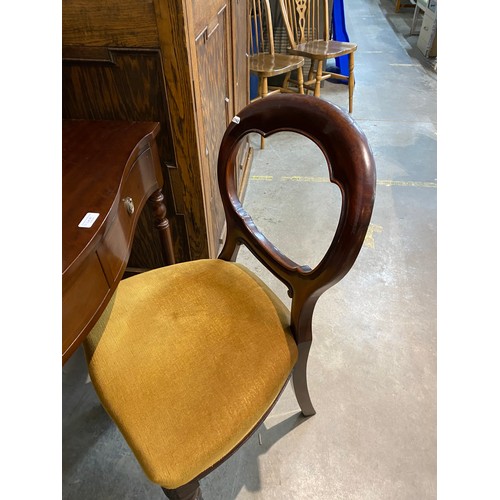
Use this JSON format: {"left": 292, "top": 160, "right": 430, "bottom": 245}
{"left": 62, "top": 120, "right": 160, "bottom": 274}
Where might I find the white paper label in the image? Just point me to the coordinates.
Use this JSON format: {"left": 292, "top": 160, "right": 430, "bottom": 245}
{"left": 78, "top": 212, "right": 100, "bottom": 228}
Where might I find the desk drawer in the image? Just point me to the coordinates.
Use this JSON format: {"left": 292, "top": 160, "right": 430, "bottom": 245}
{"left": 62, "top": 251, "right": 109, "bottom": 359}
{"left": 98, "top": 148, "right": 158, "bottom": 284}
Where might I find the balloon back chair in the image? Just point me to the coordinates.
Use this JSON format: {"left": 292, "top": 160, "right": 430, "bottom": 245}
{"left": 83, "top": 93, "right": 376, "bottom": 500}
{"left": 279, "top": 0, "right": 358, "bottom": 112}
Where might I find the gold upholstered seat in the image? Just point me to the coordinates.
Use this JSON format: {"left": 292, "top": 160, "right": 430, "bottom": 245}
{"left": 84, "top": 259, "right": 297, "bottom": 489}
{"left": 83, "top": 94, "right": 376, "bottom": 500}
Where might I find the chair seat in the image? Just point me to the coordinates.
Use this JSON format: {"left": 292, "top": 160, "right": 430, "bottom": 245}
{"left": 249, "top": 53, "right": 304, "bottom": 78}
{"left": 289, "top": 40, "right": 357, "bottom": 59}
{"left": 84, "top": 259, "right": 298, "bottom": 489}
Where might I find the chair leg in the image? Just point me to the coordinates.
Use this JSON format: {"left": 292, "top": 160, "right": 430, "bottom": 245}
{"left": 282, "top": 72, "right": 291, "bottom": 91}
{"left": 314, "top": 60, "right": 323, "bottom": 97}
{"left": 348, "top": 52, "right": 355, "bottom": 114}
{"left": 307, "top": 61, "right": 315, "bottom": 95}
{"left": 162, "top": 480, "right": 203, "bottom": 500}
{"left": 292, "top": 341, "right": 316, "bottom": 416}
{"left": 297, "top": 66, "right": 304, "bottom": 95}
{"left": 261, "top": 77, "right": 268, "bottom": 98}
{"left": 260, "top": 78, "right": 268, "bottom": 148}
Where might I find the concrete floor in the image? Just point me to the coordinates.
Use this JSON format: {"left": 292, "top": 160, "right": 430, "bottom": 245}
{"left": 62, "top": 0, "right": 437, "bottom": 498}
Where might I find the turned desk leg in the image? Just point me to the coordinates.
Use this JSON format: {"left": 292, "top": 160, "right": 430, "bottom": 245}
{"left": 149, "top": 188, "right": 176, "bottom": 265}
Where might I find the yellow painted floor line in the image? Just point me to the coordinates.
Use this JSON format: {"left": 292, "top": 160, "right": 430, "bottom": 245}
{"left": 251, "top": 175, "right": 437, "bottom": 188}
{"left": 250, "top": 175, "right": 274, "bottom": 181}
{"left": 377, "top": 180, "right": 437, "bottom": 188}
{"left": 281, "top": 176, "right": 331, "bottom": 183}
{"left": 364, "top": 224, "right": 383, "bottom": 249}
{"left": 389, "top": 63, "right": 420, "bottom": 67}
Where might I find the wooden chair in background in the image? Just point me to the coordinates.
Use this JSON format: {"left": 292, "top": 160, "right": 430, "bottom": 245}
{"left": 279, "top": 0, "right": 357, "bottom": 112}
{"left": 249, "top": 0, "right": 305, "bottom": 148}
{"left": 395, "top": 0, "right": 415, "bottom": 13}
{"left": 83, "top": 94, "right": 376, "bottom": 500}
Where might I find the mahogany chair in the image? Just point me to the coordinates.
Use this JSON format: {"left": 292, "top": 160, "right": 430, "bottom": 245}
{"left": 83, "top": 94, "right": 376, "bottom": 500}
{"left": 279, "top": 0, "right": 358, "bottom": 112}
{"left": 249, "top": 0, "right": 305, "bottom": 148}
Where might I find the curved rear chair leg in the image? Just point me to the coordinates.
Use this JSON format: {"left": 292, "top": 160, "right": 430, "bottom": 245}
{"left": 292, "top": 341, "right": 316, "bottom": 416}
{"left": 162, "top": 480, "right": 203, "bottom": 500}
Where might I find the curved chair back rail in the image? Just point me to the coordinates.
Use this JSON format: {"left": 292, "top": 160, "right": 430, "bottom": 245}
{"left": 218, "top": 94, "right": 376, "bottom": 342}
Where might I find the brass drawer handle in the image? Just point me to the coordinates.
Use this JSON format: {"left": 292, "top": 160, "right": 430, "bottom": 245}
{"left": 123, "top": 196, "right": 135, "bottom": 215}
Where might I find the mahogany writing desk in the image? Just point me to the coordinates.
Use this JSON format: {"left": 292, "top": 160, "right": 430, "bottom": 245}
{"left": 62, "top": 120, "right": 175, "bottom": 364}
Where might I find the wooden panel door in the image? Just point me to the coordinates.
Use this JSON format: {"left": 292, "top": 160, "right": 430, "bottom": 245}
{"left": 231, "top": 0, "right": 248, "bottom": 116}
{"left": 194, "top": 4, "right": 232, "bottom": 257}
{"left": 231, "top": 0, "right": 250, "bottom": 195}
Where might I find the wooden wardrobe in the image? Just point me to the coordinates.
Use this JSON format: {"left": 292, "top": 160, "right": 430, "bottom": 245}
{"left": 62, "top": 0, "right": 251, "bottom": 266}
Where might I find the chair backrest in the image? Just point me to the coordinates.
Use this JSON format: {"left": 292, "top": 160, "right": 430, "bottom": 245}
{"left": 279, "top": 0, "right": 330, "bottom": 47}
{"left": 217, "top": 93, "right": 376, "bottom": 344}
{"left": 249, "top": 0, "right": 276, "bottom": 56}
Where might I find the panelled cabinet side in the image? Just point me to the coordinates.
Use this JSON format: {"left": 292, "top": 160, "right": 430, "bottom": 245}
{"left": 188, "top": 0, "right": 251, "bottom": 258}
{"left": 62, "top": 0, "right": 250, "bottom": 265}
{"left": 152, "top": 0, "right": 210, "bottom": 260}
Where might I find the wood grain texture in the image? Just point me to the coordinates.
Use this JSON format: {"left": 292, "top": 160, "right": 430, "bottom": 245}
{"left": 62, "top": 0, "right": 159, "bottom": 47}
{"left": 62, "top": 0, "right": 250, "bottom": 263}
{"left": 62, "top": 48, "right": 190, "bottom": 264}
{"left": 191, "top": 0, "right": 227, "bottom": 38}
{"left": 195, "top": 6, "right": 231, "bottom": 257}
{"left": 62, "top": 120, "right": 171, "bottom": 362}
{"left": 231, "top": 0, "right": 249, "bottom": 115}
{"left": 153, "top": 0, "right": 211, "bottom": 260}
{"left": 231, "top": 0, "right": 251, "bottom": 197}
